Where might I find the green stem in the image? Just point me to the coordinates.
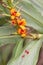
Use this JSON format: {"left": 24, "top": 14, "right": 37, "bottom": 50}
{"left": 0, "top": 14, "right": 10, "bottom": 17}
{"left": 2, "top": 4, "right": 11, "bottom": 9}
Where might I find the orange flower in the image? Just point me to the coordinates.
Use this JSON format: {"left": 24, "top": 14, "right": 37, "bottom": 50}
{"left": 16, "top": 12, "right": 21, "bottom": 17}
{"left": 10, "top": 8, "right": 16, "bottom": 14}
{"left": 11, "top": 15, "right": 15, "bottom": 19}
{"left": 10, "top": 8, "right": 17, "bottom": 16}
{"left": 18, "top": 28, "right": 26, "bottom": 34}
{"left": 12, "top": 11, "right": 17, "bottom": 16}
{"left": 17, "top": 28, "right": 26, "bottom": 37}
{"left": 21, "top": 19, "right": 26, "bottom": 26}
{"left": 20, "top": 26, "right": 26, "bottom": 30}
{"left": 17, "top": 19, "right": 26, "bottom": 26}
{"left": 12, "top": 20, "right": 16, "bottom": 25}
{"left": 21, "top": 33, "right": 26, "bottom": 37}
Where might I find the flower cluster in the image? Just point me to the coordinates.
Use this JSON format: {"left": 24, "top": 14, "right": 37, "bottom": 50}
{"left": 10, "top": 8, "right": 26, "bottom": 37}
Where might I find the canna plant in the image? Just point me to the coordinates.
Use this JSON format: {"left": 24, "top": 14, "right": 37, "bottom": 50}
{"left": 0, "top": 0, "right": 43, "bottom": 65}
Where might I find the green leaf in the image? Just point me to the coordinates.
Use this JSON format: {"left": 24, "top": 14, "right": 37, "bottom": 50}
{"left": 0, "top": 17, "right": 8, "bottom": 26}
{"left": 0, "top": 26, "right": 21, "bottom": 47}
{"left": 0, "top": 35, "right": 20, "bottom": 47}
{"left": 0, "top": 26, "right": 16, "bottom": 36}
{"left": 28, "top": 0, "right": 43, "bottom": 16}
{"left": 7, "top": 39, "right": 24, "bottom": 65}
{"left": 2, "top": 44, "right": 15, "bottom": 65}
{"left": 0, "top": 38, "right": 23, "bottom": 65}
{"left": 12, "top": 39, "right": 24, "bottom": 59}
{"left": 37, "top": 0, "right": 43, "bottom": 6}
{"left": 7, "top": 37, "right": 43, "bottom": 65}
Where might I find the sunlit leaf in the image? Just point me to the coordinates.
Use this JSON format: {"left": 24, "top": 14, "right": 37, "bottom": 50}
{"left": 11, "top": 39, "right": 24, "bottom": 60}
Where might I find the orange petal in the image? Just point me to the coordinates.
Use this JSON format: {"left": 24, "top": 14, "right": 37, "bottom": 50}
{"left": 21, "top": 19, "right": 26, "bottom": 26}
{"left": 12, "top": 20, "right": 16, "bottom": 25}
{"left": 21, "top": 33, "right": 26, "bottom": 37}
{"left": 17, "top": 19, "right": 26, "bottom": 26}
{"left": 18, "top": 28, "right": 26, "bottom": 34}
{"left": 16, "top": 12, "right": 21, "bottom": 17}
{"left": 10, "top": 8, "right": 16, "bottom": 15}
{"left": 11, "top": 11, "right": 17, "bottom": 16}
{"left": 17, "top": 28, "right": 21, "bottom": 34}
{"left": 20, "top": 26, "right": 26, "bottom": 30}
{"left": 11, "top": 15, "right": 15, "bottom": 19}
